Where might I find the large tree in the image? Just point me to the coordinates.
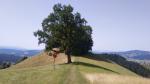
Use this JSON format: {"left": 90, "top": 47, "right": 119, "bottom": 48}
{"left": 34, "top": 4, "right": 93, "bottom": 63}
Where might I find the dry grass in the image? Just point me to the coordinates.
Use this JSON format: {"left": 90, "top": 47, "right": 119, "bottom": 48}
{"left": 11, "top": 52, "right": 67, "bottom": 69}
{"left": 85, "top": 73, "right": 150, "bottom": 84}
{"left": 0, "top": 56, "right": 86, "bottom": 84}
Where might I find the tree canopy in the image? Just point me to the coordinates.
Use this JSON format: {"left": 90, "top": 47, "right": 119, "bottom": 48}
{"left": 34, "top": 4, "right": 93, "bottom": 63}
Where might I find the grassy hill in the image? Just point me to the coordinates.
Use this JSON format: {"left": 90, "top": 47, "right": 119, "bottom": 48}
{"left": 0, "top": 52, "right": 150, "bottom": 84}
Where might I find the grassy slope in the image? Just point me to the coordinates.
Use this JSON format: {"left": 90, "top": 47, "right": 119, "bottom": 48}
{"left": 0, "top": 52, "right": 149, "bottom": 84}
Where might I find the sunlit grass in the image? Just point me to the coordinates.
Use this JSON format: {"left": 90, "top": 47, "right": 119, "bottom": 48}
{"left": 85, "top": 73, "right": 150, "bottom": 84}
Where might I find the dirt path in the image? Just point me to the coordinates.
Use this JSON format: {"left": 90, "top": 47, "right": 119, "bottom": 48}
{"left": 61, "top": 57, "right": 88, "bottom": 84}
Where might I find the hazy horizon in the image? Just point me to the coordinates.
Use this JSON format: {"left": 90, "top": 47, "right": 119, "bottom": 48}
{"left": 0, "top": 0, "right": 150, "bottom": 51}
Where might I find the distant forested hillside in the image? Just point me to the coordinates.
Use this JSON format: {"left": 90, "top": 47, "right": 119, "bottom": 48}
{"left": 0, "top": 47, "right": 42, "bottom": 69}
{"left": 0, "top": 54, "right": 21, "bottom": 64}
{"left": 88, "top": 53, "right": 150, "bottom": 77}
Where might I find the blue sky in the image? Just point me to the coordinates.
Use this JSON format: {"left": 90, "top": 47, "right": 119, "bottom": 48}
{"left": 0, "top": 0, "right": 150, "bottom": 51}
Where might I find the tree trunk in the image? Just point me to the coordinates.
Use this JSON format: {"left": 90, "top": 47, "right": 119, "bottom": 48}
{"left": 65, "top": 48, "right": 72, "bottom": 63}
{"left": 67, "top": 53, "right": 72, "bottom": 63}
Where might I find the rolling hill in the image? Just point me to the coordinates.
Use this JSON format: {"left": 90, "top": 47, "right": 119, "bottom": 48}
{"left": 0, "top": 52, "right": 150, "bottom": 84}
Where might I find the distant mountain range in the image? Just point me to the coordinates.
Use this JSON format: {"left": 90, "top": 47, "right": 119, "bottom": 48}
{"left": 1, "top": 46, "right": 150, "bottom": 64}
{"left": 0, "top": 48, "right": 42, "bottom": 57}
{"left": 116, "top": 50, "right": 150, "bottom": 60}
{"left": 94, "top": 50, "right": 150, "bottom": 60}
{"left": 0, "top": 47, "right": 42, "bottom": 64}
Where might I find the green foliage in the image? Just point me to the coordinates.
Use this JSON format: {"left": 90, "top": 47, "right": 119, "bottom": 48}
{"left": 0, "top": 62, "right": 11, "bottom": 69}
{"left": 16, "top": 56, "right": 28, "bottom": 64}
{"left": 34, "top": 4, "right": 93, "bottom": 62}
